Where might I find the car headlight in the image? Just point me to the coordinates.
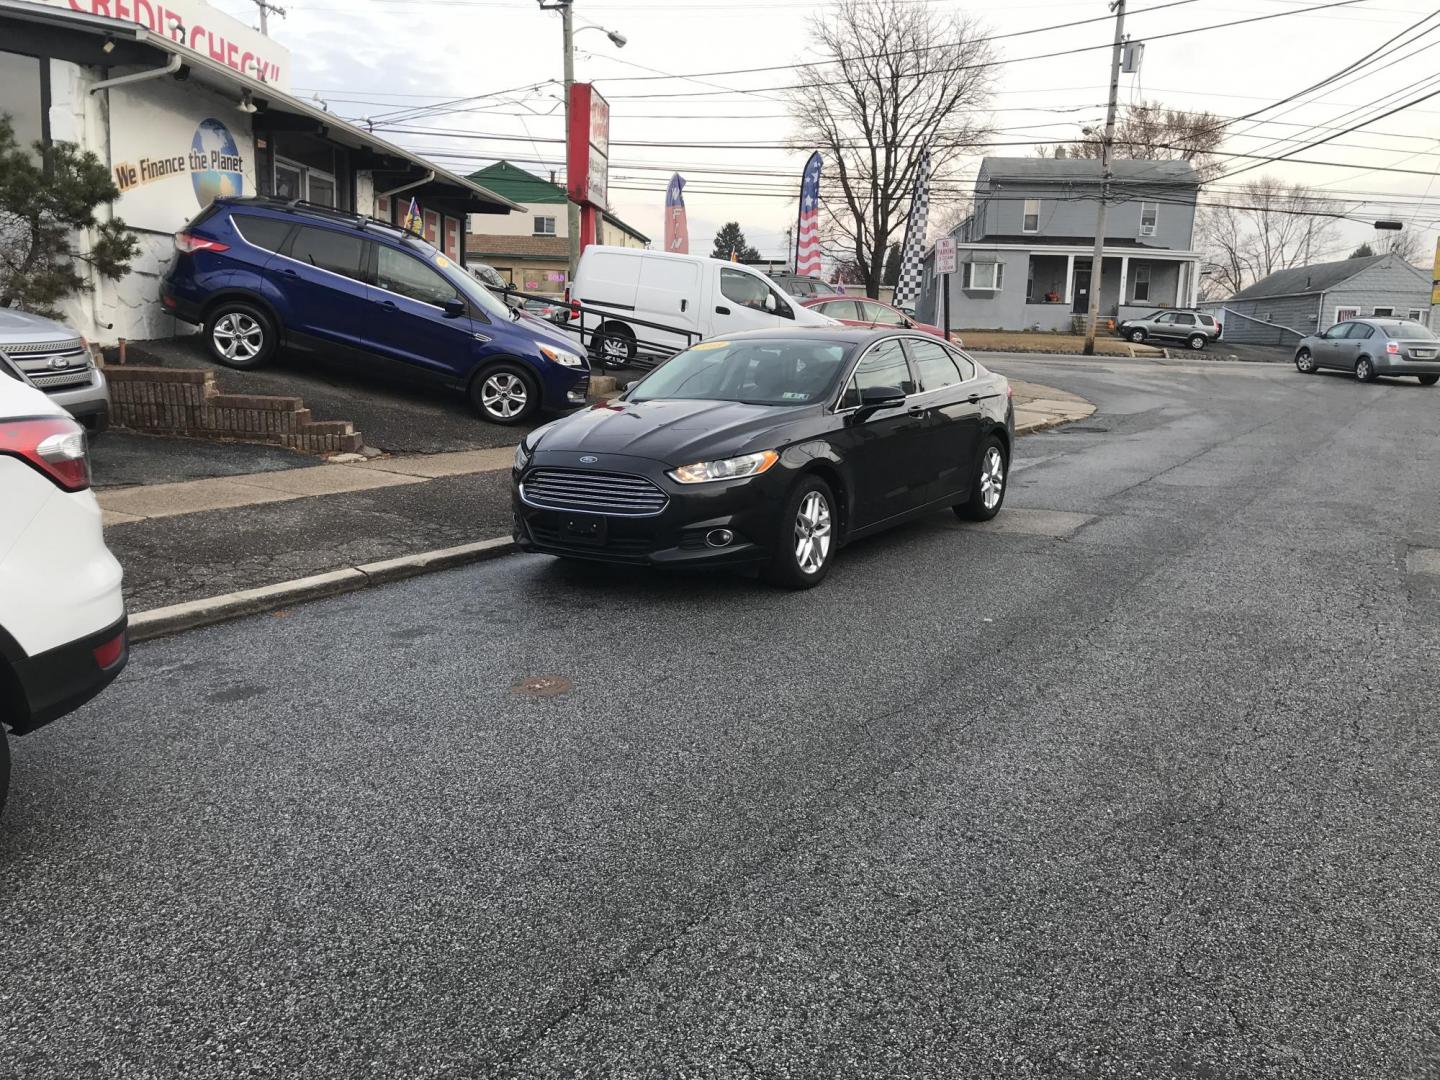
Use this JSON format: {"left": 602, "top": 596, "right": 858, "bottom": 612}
{"left": 538, "top": 343, "right": 585, "bottom": 368}
{"left": 668, "top": 450, "right": 779, "bottom": 484}
{"left": 513, "top": 440, "right": 533, "bottom": 470}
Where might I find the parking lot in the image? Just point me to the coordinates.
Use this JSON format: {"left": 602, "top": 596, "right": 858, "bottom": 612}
{"left": 6, "top": 357, "right": 1439, "bottom": 1078}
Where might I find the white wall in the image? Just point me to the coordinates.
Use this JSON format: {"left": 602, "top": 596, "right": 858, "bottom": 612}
{"left": 468, "top": 205, "right": 568, "bottom": 239}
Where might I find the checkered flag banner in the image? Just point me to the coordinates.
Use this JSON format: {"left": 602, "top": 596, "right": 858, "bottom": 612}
{"left": 891, "top": 148, "right": 931, "bottom": 310}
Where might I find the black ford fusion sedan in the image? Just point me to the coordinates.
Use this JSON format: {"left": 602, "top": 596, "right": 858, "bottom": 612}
{"left": 511, "top": 328, "right": 1014, "bottom": 588}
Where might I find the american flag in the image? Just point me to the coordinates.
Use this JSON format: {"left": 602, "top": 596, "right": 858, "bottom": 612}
{"left": 664, "top": 173, "right": 688, "bottom": 254}
{"left": 795, "top": 152, "right": 823, "bottom": 277}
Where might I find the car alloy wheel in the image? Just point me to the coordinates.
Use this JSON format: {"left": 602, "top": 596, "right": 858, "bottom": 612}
{"left": 1187, "top": 334, "right": 1207, "bottom": 350}
{"left": 481, "top": 372, "right": 528, "bottom": 420}
{"left": 212, "top": 312, "right": 264, "bottom": 362}
{"left": 978, "top": 446, "right": 1005, "bottom": 511}
{"left": 1356, "top": 357, "right": 1377, "bottom": 383}
{"left": 1295, "top": 349, "right": 1316, "bottom": 374}
{"left": 1129, "top": 329, "right": 1146, "bottom": 343}
{"left": 794, "top": 489, "right": 833, "bottom": 576}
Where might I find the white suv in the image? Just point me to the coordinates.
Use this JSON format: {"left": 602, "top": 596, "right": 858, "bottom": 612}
{"left": 0, "top": 356, "right": 127, "bottom": 818}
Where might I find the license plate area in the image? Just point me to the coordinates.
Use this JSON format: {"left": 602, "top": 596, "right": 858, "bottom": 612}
{"left": 1411, "top": 349, "right": 1436, "bottom": 360}
{"left": 560, "top": 513, "right": 608, "bottom": 546}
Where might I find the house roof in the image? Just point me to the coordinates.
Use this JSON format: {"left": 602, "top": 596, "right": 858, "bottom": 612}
{"left": 467, "top": 161, "right": 570, "bottom": 206}
{"left": 978, "top": 156, "right": 1199, "bottom": 186}
{"left": 466, "top": 234, "right": 569, "bottom": 261}
{"left": 0, "top": 0, "right": 522, "bottom": 216}
{"left": 1231, "top": 254, "right": 1388, "bottom": 300}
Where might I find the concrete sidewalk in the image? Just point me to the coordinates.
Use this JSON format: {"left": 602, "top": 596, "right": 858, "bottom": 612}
{"left": 99, "top": 382, "right": 1093, "bottom": 529}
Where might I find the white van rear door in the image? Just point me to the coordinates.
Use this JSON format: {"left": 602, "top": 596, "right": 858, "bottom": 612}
{"left": 575, "top": 249, "right": 642, "bottom": 313}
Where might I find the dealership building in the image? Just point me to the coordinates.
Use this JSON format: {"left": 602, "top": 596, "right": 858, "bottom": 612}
{"left": 0, "top": 0, "right": 519, "bottom": 343}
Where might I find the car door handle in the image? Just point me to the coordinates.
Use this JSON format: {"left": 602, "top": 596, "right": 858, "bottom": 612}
{"left": 967, "top": 394, "right": 981, "bottom": 404}
{"left": 715, "top": 305, "right": 731, "bottom": 315}
{"left": 376, "top": 299, "right": 398, "bottom": 311}
{"left": 680, "top": 299, "right": 688, "bottom": 312}
{"left": 279, "top": 267, "right": 298, "bottom": 277}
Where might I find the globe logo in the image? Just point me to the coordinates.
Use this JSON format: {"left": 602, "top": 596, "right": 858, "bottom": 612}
{"left": 190, "top": 119, "right": 245, "bottom": 206}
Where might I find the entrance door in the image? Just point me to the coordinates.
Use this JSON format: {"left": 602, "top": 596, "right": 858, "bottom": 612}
{"left": 1072, "top": 260, "right": 1092, "bottom": 314}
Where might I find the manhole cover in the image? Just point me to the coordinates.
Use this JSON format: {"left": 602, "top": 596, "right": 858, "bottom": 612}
{"left": 512, "top": 675, "right": 573, "bottom": 697}
{"left": 1058, "top": 425, "right": 1109, "bottom": 433}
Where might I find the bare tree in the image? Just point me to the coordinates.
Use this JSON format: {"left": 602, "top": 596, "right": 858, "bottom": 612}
{"left": 928, "top": 198, "right": 973, "bottom": 245}
{"left": 1377, "top": 227, "right": 1423, "bottom": 263}
{"left": 1056, "top": 100, "right": 1226, "bottom": 182}
{"left": 1197, "top": 177, "right": 1343, "bottom": 298}
{"left": 789, "top": 0, "right": 995, "bottom": 297}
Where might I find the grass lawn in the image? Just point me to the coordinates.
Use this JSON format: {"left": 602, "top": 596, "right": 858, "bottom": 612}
{"left": 956, "top": 330, "right": 1162, "bottom": 357}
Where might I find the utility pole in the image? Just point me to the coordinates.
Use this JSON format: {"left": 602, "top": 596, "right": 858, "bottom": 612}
{"left": 1082, "top": 0, "right": 1126, "bottom": 356}
{"left": 537, "top": 0, "right": 581, "bottom": 278}
{"left": 251, "top": 0, "right": 285, "bottom": 35}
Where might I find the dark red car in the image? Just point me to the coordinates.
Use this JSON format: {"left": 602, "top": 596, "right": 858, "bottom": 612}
{"left": 801, "top": 295, "right": 953, "bottom": 342}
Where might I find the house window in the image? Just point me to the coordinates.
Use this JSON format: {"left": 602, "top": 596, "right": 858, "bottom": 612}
{"left": 1022, "top": 199, "right": 1040, "bottom": 233}
{"left": 274, "top": 157, "right": 337, "bottom": 207}
{"left": 1335, "top": 307, "right": 1359, "bottom": 323}
{"left": 1140, "top": 201, "right": 1158, "bottom": 236}
{"left": 964, "top": 262, "right": 1003, "bottom": 291}
{"left": 534, "top": 216, "right": 557, "bottom": 236}
{"left": 1133, "top": 264, "right": 1151, "bottom": 302}
{"left": 1408, "top": 308, "right": 1423, "bottom": 321}
{"left": 1372, "top": 306, "right": 1394, "bottom": 317}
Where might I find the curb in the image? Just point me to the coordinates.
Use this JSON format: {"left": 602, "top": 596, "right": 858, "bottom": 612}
{"left": 125, "top": 396, "right": 1097, "bottom": 643}
{"left": 128, "top": 537, "right": 516, "bottom": 643}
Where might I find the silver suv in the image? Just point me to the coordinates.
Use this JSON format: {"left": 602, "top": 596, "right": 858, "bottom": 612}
{"left": 1117, "top": 309, "right": 1222, "bottom": 350}
{"left": 0, "top": 309, "right": 109, "bottom": 431}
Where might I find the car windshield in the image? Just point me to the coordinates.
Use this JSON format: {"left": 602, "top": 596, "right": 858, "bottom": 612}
{"left": 447, "top": 258, "right": 516, "bottom": 321}
{"left": 1386, "top": 321, "right": 1437, "bottom": 340}
{"left": 630, "top": 338, "right": 851, "bottom": 406}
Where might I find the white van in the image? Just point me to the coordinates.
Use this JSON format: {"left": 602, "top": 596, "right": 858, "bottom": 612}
{"left": 571, "top": 247, "right": 837, "bottom": 367}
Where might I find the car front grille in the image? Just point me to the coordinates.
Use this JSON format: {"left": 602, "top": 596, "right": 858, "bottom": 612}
{"left": 2, "top": 338, "right": 85, "bottom": 357}
{"left": 26, "top": 368, "right": 92, "bottom": 390}
{"left": 520, "top": 468, "right": 669, "bottom": 517}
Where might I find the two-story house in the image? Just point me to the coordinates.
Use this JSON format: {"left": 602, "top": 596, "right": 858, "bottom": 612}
{"left": 918, "top": 157, "right": 1203, "bottom": 333}
{"left": 465, "top": 161, "right": 649, "bottom": 298}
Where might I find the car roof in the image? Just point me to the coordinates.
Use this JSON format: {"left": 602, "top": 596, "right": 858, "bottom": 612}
{"left": 713, "top": 326, "right": 917, "bottom": 347}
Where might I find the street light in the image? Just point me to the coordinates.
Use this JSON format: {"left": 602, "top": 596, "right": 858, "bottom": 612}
{"left": 537, "top": 1, "right": 627, "bottom": 277}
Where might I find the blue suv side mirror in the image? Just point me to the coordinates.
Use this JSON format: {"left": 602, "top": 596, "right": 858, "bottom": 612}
{"left": 442, "top": 297, "right": 466, "bottom": 319}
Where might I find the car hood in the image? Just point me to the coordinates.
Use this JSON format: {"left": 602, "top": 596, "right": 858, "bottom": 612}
{"left": 0, "top": 308, "right": 78, "bottom": 345}
{"left": 531, "top": 397, "right": 809, "bottom": 464}
{"left": 503, "top": 309, "right": 582, "bottom": 353}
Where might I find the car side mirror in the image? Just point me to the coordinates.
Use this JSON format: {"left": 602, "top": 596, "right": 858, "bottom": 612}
{"left": 442, "top": 297, "right": 466, "bottom": 318}
{"left": 852, "top": 385, "right": 906, "bottom": 422}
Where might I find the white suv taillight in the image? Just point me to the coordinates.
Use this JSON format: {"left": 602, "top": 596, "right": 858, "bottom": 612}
{"left": 174, "top": 231, "right": 229, "bottom": 254}
{"left": 0, "top": 417, "right": 91, "bottom": 492}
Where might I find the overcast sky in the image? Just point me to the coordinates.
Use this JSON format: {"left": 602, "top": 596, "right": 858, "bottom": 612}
{"left": 210, "top": 0, "right": 1440, "bottom": 263}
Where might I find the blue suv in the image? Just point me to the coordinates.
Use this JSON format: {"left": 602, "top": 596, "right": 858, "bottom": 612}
{"left": 160, "top": 198, "right": 590, "bottom": 425}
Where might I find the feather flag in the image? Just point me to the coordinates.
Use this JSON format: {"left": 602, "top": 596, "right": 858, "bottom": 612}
{"left": 664, "top": 174, "right": 689, "bottom": 254}
{"left": 795, "top": 151, "right": 823, "bottom": 277}
{"left": 892, "top": 149, "right": 931, "bottom": 310}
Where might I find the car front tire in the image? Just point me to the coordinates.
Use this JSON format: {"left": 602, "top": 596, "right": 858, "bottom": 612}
{"left": 0, "top": 726, "right": 9, "bottom": 821}
{"left": 593, "top": 324, "right": 636, "bottom": 369}
{"left": 1295, "top": 349, "right": 1316, "bottom": 374}
{"left": 764, "top": 475, "right": 836, "bottom": 590}
{"left": 1187, "top": 334, "right": 1207, "bottom": 351}
{"left": 470, "top": 362, "right": 541, "bottom": 425}
{"left": 205, "top": 301, "right": 276, "bottom": 369}
{"left": 1128, "top": 328, "right": 1146, "bottom": 343}
{"left": 1356, "top": 356, "right": 1378, "bottom": 383}
{"left": 956, "top": 436, "right": 1008, "bottom": 522}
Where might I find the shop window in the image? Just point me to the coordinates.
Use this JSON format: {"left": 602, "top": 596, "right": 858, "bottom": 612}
{"left": 376, "top": 246, "right": 459, "bottom": 307}
{"left": 275, "top": 156, "right": 337, "bottom": 206}
{"left": 289, "top": 226, "right": 365, "bottom": 281}
{"left": 534, "top": 216, "right": 557, "bottom": 236}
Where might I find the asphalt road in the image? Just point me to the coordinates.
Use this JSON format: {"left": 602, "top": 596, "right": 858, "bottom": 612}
{"left": 6, "top": 356, "right": 1440, "bottom": 1078}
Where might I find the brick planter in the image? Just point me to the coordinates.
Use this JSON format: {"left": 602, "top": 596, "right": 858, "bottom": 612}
{"left": 107, "top": 367, "right": 363, "bottom": 454}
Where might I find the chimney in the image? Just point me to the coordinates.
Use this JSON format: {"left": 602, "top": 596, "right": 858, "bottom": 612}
{"left": 550, "top": 170, "right": 557, "bottom": 185}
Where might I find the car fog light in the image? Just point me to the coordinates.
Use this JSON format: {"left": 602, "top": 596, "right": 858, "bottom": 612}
{"left": 706, "top": 529, "right": 735, "bottom": 548}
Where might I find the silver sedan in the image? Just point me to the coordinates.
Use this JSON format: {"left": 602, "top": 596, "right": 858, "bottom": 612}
{"left": 1294, "top": 317, "right": 1440, "bottom": 384}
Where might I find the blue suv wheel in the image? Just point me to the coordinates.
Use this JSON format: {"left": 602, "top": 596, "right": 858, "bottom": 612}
{"left": 205, "top": 300, "right": 277, "bottom": 369}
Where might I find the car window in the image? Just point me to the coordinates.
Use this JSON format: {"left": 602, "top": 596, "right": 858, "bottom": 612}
{"left": 1153, "top": 313, "right": 1173, "bottom": 324}
{"left": 721, "top": 268, "right": 771, "bottom": 310}
{"left": 1198, "top": 315, "right": 1217, "bottom": 327}
{"left": 908, "top": 339, "right": 963, "bottom": 392}
{"left": 1172, "top": 313, "right": 1197, "bottom": 326}
{"left": 859, "top": 301, "right": 906, "bottom": 326}
{"left": 289, "top": 226, "right": 365, "bottom": 281}
{"left": 946, "top": 345, "right": 977, "bottom": 381}
{"left": 376, "top": 246, "right": 461, "bottom": 307}
{"left": 841, "top": 339, "right": 913, "bottom": 408}
{"left": 821, "top": 299, "right": 863, "bottom": 320}
{"left": 1322, "top": 323, "right": 1350, "bottom": 339}
{"left": 1346, "top": 323, "right": 1375, "bottom": 340}
{"left": 231, "top": 214, "right": 291, "bottom": 253}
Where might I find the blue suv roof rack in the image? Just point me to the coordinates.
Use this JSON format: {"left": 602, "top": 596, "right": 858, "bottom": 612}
{"left": 218, "top": 195, "right": 418, "bottom": 241}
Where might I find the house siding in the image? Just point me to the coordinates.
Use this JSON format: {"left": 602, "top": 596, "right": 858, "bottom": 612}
{"left": 972, "top": 179, "right": 1196, "bottom": 251}
{"left": 1325, "top": 258, "right": 1431, "bottom": 325}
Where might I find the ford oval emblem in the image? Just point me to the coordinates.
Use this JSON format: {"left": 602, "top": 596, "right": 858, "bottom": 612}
{"left": 579, "top": 455, "right": 598, "bottom": 464}
{"left": 49, "top": 356, "right": 69, "bottom": 369}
